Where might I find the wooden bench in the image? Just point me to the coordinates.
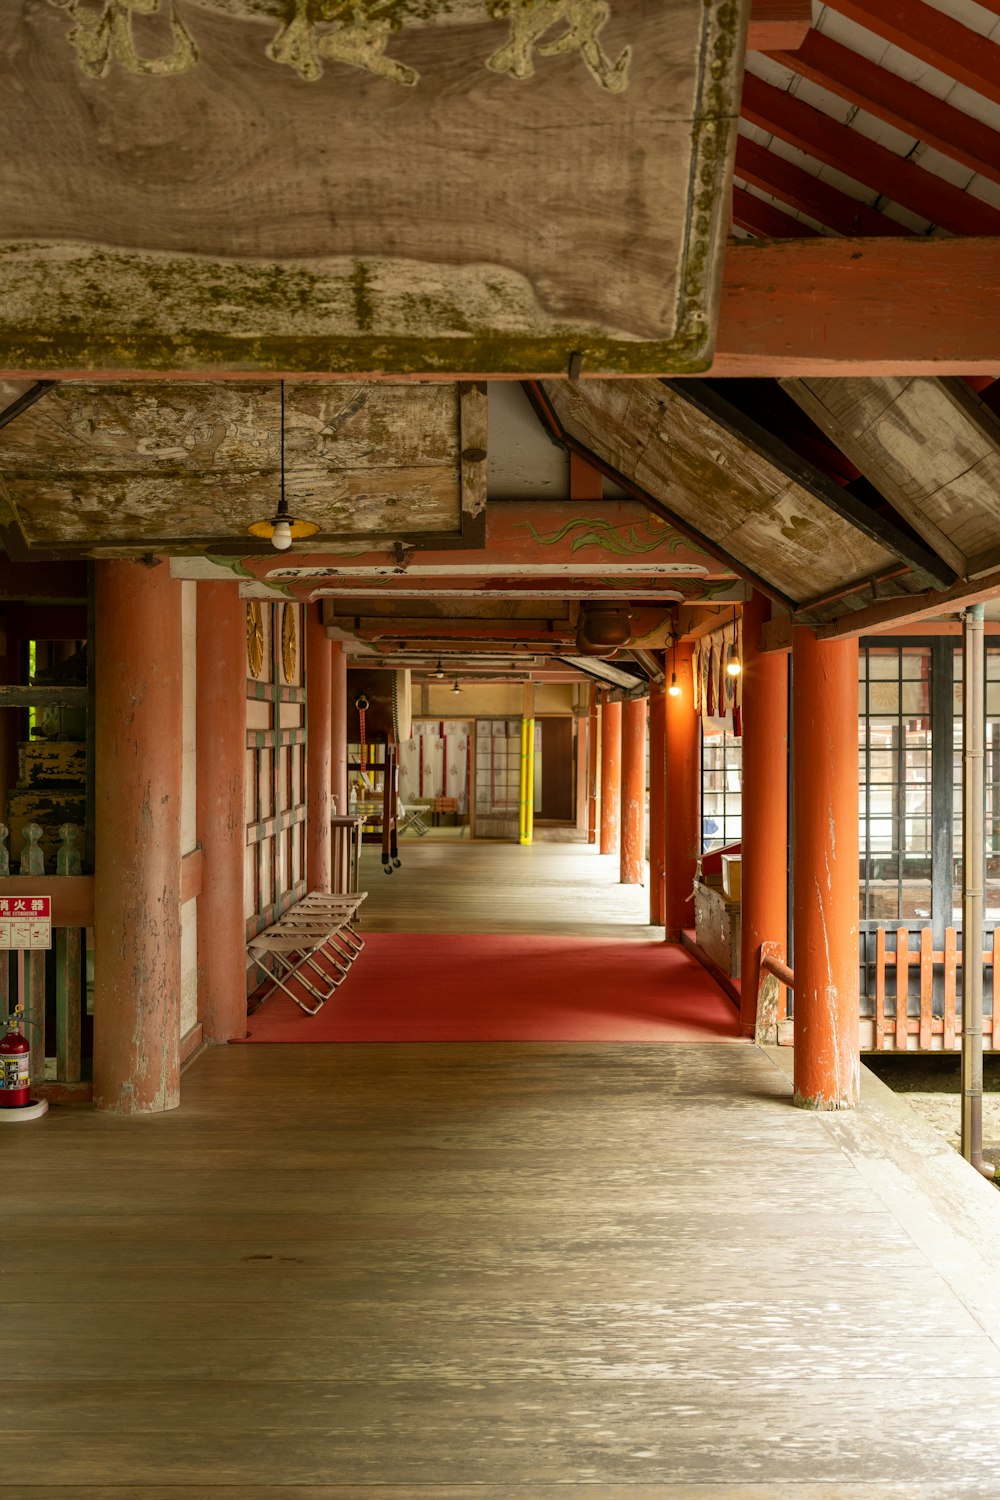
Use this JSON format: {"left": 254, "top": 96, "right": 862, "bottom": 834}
{"left": 248, "top": 891, "right": 368, "bottom": 1016}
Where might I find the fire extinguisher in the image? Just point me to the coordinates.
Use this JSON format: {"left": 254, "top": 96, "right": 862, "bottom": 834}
{"left": 0, "top": 1009, "right": 31, "bottom": 1109}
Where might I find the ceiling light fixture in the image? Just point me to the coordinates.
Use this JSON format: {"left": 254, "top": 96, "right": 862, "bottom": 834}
{"left": 668, "top": 629, "right": 681, "bottom": 697}
{"left": 434, "top": 659, "right": 445, "bottom": 679}
{"left": 726, "top": 606, "right": 741, "bottom": 677}
{"left": 248, "top": 382, "right": 320, "bottom": 552}
{"left": 452, "top": 678, "right": 462, "bottom": 694}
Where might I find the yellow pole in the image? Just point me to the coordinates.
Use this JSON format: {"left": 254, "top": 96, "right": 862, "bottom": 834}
{"left": 518, "top": 716, "right": 529, "bottom": 844}
{"left": 525, "top": 717, "right": 535, "bottom": 844}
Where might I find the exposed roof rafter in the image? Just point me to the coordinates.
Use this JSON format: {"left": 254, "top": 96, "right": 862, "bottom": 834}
{"left": 741, "top": 73, "right": 1000, "bottom": 234}
{"left": 735, "top": 135, "right": 913, "bottom": 236}
{"left": 824, "top": 0, "right": 1000, "bottom": 110}
{"left": 766, "top": 30, "right": 1000, "bottom": 188}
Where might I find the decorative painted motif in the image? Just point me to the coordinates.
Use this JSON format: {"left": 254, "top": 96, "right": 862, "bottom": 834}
{"left": 281, "top": 603, "right": 297, "bottom": 684}
{"left": 48, "top": 0, "right": 631, "bottom": 92}
{"left": 246, "top": 600, "right": 265, "bottom": 679}
{"left": 516, "top": 514, "right": 689, "bottom": 558}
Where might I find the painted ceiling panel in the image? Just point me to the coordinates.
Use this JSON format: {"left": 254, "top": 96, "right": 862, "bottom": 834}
{"left": 0, "top": 381, "right": 484, "bottom": 554}
{"left": 539, "top": 378, "right": 902, "bottom": 605}
{"left": 0, "top": 0, "right": 747, "bottom": 376}
{"left": 782, "top": 376, "right": 1000, "bottom": 577}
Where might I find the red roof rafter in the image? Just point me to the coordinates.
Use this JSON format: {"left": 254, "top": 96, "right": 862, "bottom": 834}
{"left": 747, "top": 0, "right": 812, "bottom": 50}
{"left": 736, "top": 135, "right": 913, "bottom": 235}
{"left": 741, "top": 73, "right": 1000, "bottom": 234}
{"left": 732, "top": 184, "right": 822, "bottom": 237}
{"left": 767, "top": 31, "right": 1000, "bottom": 188}
{"left": 825, "top": 0, "right": 1000, "bottom": 110}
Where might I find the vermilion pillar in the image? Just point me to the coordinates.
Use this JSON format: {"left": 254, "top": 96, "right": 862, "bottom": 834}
{"left": 306, "top": 605, "right": 332, "bottom": 892}
{"left": 664, "top": 642, "right": 699, "bottom": 942}
{"left": 587, "top": 685, "right": 599, "bottom": 844}
{"left": 94, "top": 561, "right": 182, "bottom": 1115}
{"left": 330, "top": 640, "right": 348, "bottom": 819}
{"left": 792, "top": 627, "right": 860, "bottom": 1110}
{"left": 600, "top": 698, "right": 622, "bottom": 855}
{"left": 648, "top": 682, "right": 666, "bottom": 925}
{"left": 620, "top": 696, "right": 647, "bottom": 885}
{"left": 196, "top": 583, "right": 247, "bottom": 1044}
{"left": 739, "top": 593, "right": 788, "bottom": 1035}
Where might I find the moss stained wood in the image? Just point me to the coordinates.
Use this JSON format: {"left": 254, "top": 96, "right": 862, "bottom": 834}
{"left": 0, "top": 0, "right": 747, "bottom": 375}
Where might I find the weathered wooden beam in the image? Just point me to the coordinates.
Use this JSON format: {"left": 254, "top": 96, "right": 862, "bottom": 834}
{"left": 2, "top": 240, "right": 998, "bottom": 380}
{"left": 534, "top": 376, "right": 905, "bottom": 612}
{"left": 0, "top": 685, "right": 87, "bottom": 708}
{"left": 824, "top": 0, "right": 1000, "bottom": 110}
{"left": 781, "top": 377, "right": 1000, "bottom": 580}
{"left": 0, "top": 563, "right": 87, "bottom": 602}
{"left": 710, "top": 237, "right": 1000, "bottom": 377}
{"left": 768, "top": 31, "right": 1000, "bottom": 188}
{"left": 740, "top": 74, "right": 1000, "bottom": 236}
{"left": 812, "top": 568, "right": 1000, "bottom": 639}
{"left": 667, "top": 380, "right": 956, "bottom": 589}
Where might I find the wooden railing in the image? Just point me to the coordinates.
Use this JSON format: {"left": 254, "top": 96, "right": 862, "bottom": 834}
{"left": 872, "top": 927, "right": 1000, "bottom": 1052}
{"left": 755, "top": 927, "right": 1000, "bottom": 1052}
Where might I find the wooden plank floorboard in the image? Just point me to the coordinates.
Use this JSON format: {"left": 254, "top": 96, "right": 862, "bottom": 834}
{"left": 8, "top": 1042, "right": 1000, "bottom": 1493}
{"left": 358, "top": 841, "right": 660, "bottom": 938}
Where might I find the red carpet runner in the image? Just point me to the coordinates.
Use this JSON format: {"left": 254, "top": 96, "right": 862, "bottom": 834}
{"left": 243, "top": 933, "right": 742, "bottom": 1043}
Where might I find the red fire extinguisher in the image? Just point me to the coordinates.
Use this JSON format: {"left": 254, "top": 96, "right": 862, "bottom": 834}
{"left": 0, "top": 1009, "right": 31, "bottom": 1109}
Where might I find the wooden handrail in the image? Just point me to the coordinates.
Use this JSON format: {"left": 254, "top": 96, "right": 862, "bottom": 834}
{"left": 755, "top": 940, "right": 793, "bottom": 1046}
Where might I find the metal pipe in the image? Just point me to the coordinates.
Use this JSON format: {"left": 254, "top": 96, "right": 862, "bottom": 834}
{"left": 961, "top": 603, "right": 994, "bottom": 1177}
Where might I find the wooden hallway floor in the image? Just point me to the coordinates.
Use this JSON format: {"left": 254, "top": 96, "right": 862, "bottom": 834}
{"left": 8, "top": 1038, "right": 1000, "bottom": 1497}
{"left": 358, "top": 840, "right": 657, "bottom": 938}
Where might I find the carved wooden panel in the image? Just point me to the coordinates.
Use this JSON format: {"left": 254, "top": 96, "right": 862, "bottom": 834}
{"left": 0, "top": 1, "right": 746, "bottom": 376}
{"left": 0, "top": 380, "right": 486, "bottom": 556}
{"left": 540, "top": 378, "right": 902, "bottom": 607}
{"left": 782, "top": 377, "right": 1000, "bottom": 580}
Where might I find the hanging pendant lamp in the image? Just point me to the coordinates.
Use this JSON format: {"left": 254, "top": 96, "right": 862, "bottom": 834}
{"left": 248, "top": 382, "right": 320, "bottom": 551}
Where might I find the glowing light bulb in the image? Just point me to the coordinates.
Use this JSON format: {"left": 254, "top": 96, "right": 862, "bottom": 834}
{"left": 668, "top": 672, "right": 681, "bottom": 697}
{"left": 726, "top": 643, "right": 741, "bottom": 677}
{"left": 271, "top": 519, "right": 293, "bottom": 551}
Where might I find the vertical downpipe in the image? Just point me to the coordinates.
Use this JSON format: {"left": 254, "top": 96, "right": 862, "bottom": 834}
{"left": 962, "top": 604, "right": 993, "bottom": 1176}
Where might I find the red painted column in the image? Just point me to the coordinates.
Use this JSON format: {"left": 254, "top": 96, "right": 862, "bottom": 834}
{"left": 739, "top": 592, "right": 789, "bottom": 1035}
{"left": 648, "top": 682, "right": 666, "bottom": 925}
{"left": 196, "top": 583, "right": 247, "bottom": 1044}
{"left": 587, "top": 684, "right": 599, "bottom": 844}
{"left": 306, "top": 604, "right": 332, "bottom": 893}
{"left": 599, "top": 698, "right": 622, "bottom": 855}
{"left": 330, "top": 640, "right": 348, "bottom": 820}
{"left": 620, "top": 697, "right": 647, "bottom": 885}
{"left": 664, "top": 642, "right": 699, "bottom": 942}
{"left": 93, "top": 561, "right": 182, "bottom": 1115}
{"left": 792, "top": 627, "right": 860, "bottom": 1110}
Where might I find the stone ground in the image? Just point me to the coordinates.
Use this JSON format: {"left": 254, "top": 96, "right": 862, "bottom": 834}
{"left": 865, "top": 1054, "right": 1000, "bottom": 1173}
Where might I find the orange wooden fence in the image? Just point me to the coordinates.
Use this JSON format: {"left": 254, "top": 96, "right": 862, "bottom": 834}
{"left": 872, "top": 927, "right": 1000, "bottom": 1052}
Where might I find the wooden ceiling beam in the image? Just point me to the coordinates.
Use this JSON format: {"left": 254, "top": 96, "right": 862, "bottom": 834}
{"left": 748, "top": 0, "right": 812, "bottom": 51}
{"left": 811, "top": 567, "right": 1000, "bottom": 639}
{"left": 741, "top": 73, "right": 1000, "bottom": 235}
{"left": 768, "top": 30, "right": 1000, "bottom": 188}
{"left": 824, "top": 0, "right": 1000, "bottom": 110}
{"left": 735, "top": 135, "right": 912, "bottom": 237}
{"left": 3, "top": 240, "right": 998, "bottom": 383}
{"left": 709, "top": 237, "right": 1000, "bottom": 377}
{"left": 668, "top": 380, "right": 956, "bottom": 589}
{"left": 731, "top": 186, "right": 821, "bottom": 239}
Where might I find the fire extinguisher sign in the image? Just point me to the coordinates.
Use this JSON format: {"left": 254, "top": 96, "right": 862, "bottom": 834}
{"left": 0, "top": 897, "right": 51, "bottom": 951}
